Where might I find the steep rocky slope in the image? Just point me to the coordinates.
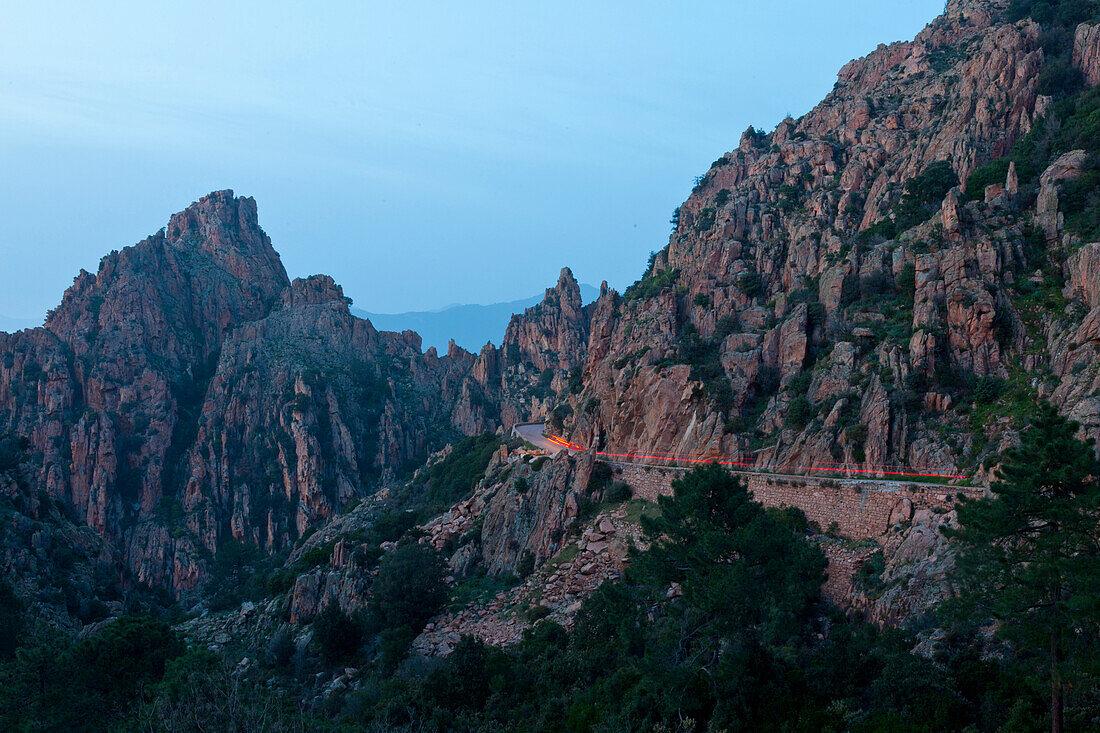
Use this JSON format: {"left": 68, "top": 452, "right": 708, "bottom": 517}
{"left": 531, "top": 0, "right": 1100, "bottom": 490}
{"left": 5, "top": 0, "right": 1100, "bottom": 650}
{"left": 0, "top": 191, "right": 509, "bottom": 599}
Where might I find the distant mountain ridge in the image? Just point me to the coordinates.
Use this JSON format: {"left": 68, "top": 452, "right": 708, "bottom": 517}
{"left": 354, "top": 284, "right": 600, "bottom": 352}
{"left": 0, "top": 314, "right": 39, "bottom": 333}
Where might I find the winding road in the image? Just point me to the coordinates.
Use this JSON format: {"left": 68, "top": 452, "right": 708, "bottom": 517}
{"left": 512, "top": 422, "right": 973, "bottom": 488}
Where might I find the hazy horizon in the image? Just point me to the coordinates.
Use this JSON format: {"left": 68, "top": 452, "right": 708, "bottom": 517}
{"left": 1, "top": 1, "right": 944, "bottom": 323}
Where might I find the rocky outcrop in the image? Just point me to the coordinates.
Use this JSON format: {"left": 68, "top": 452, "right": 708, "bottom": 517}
{"left": 1073, "top": 22, "right": 1100, "bottom": 88}
{"left": 11, "top": 0, "right": 1100, "bottom": 645}
{"left": 535, "top": 1, "right": 1065, "bottom": 481}
{"left": 478, "top": 450, "right": 593, "bottom": 574}
{"left": 501, "top": 268, "right": 589, "bottom": 373}
{"left": 0, "top": 191, "right": 505, "bottom": 597}
{"left": 0, "top": 437, "right": 147, "bottom": 634}
{"left": 1037, "top": 150, "right": 1089, "bottom": 243}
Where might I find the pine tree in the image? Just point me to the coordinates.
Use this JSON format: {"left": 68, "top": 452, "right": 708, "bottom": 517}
{"left": 949, "top": 402, "right": 1100, "bottom": 733}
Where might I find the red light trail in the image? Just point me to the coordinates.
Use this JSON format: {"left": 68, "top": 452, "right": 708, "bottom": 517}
{"left": 544, "top": 434, "right": 967, "bottom": 481}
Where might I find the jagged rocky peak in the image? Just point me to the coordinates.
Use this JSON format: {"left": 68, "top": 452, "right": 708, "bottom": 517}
{"left": 552, "top": 0, "right": 1100, "bottom": 479}
{"left": 668, "top": 0, "right": 1042, "bottom": 284}
{"left": 165, "top": 189, "right": 281, "bottom": 264}
{"left": 282, "top": 274, "right": 349, "bottom": 309}
{"left": 501, "top": 266, "right": 589, "bottom": 372}
{"left": 44, "top": 190, "right": 290, "bottom": 360}
{"left": 549, "top": 266, "right": 583, "bottom": 313}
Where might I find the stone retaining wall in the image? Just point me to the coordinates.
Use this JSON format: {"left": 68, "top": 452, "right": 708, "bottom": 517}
{"left": 821, "top": 543, "right": 879, "bottom": 606}
{"left": 611, "top": 461, "right": 984, "bottom": 609}
{"left": 613, "top": 461, "right": 981, "bottom": 541}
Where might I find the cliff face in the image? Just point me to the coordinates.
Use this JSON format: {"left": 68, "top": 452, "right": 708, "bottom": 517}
{"left": 518, "top": 0, "right": 1100, "bottom": 486}
{"left": 0, "top": 192, "right": 500, "bottom": 596}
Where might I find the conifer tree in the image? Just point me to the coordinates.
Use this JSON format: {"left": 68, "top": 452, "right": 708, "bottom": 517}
{"left": 949, "top": 402, "right": 1100, "bottom": 733}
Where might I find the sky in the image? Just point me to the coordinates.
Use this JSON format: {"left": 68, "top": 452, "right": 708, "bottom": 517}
{"left": 0, "top": 0, "right": 945, "bottom": 323}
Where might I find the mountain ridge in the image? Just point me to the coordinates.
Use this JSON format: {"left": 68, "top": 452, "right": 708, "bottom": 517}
{"left": 3, "top": 4, "right": 1100, "bottom": 720}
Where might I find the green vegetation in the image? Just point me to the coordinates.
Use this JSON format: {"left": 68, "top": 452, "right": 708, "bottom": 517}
{"left": 948, "top": 403, "right": 1100, "bottom": 732}
{"left": 0, "top": 615, "right": 185, "bottom": 732}
{"left": 863, "top": 160, "right": 958, "bottom": 240}
{"left": 0, "top": 582, "right": 23, "bottom": 660}
{"left": 0, "top": 434, "right": 28, "bottom": 473}
{"left": 206, "top": 539, "right": 285, "bottom": 612}
{"left": 584, "top": 462, "right": 615, "bottom": 499}
{"left": 603, "top": 480, "right": 632, "bottom": 503}
{"left": 372, "top": 541, "right": 448, "bottom": 630}
{"left": 332, "top": 464, "right": 1074, "bottom": 731}
{"left": 964, "top": 51, "right": 1100, "bottom": 238}
{"left": 855, "top": 268, "right": 914, "bottom": 345}
{"left": 129, "top": 647, "right": 314, "bottom": 731}
{"left": 312, "top": 603, "right": 364, "bottom": 665}
{"left": 426, "top": 432, "right": 502, "bottom": 506}
{"left": 623, "top": 265, "right": 681, "bottom": 301}
{"left": 1006, "top": 0, "right": 1099, "bottom": 96}
{"left": 447, "top": 568, "right": 521, "bottom": 611}
{"left": 739, "top": 270, "right": 765, "bottom": 299}
{"left": 566, "top": 365, "right": 583, "bottom": 393}
{"left": 7, "top": 450, "right": 1100, "bottom": 730}
{"left": 787, "top": 394, "right": 814, "bottom": 430}
{"left": 676, "top": 322, "right": 735, "bottom": 414}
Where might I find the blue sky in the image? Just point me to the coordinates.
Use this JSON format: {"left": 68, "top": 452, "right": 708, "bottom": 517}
{"left": 0, "top": 1, "right": 944, "bottom": 322}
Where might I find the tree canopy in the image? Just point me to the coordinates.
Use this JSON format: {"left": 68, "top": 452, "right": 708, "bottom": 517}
{"left": 948, "top": 402, "right": 1100, "bottom": 732}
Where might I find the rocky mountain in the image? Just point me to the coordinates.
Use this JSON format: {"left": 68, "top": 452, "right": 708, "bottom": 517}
{"left": 4, "top": 0, "right": 1100, "bottom": 669}
{"left": 0, "top": 191, "right": 516, "bottom": 602}
{"left": 544, "top": 0, "right": 1100, "bottom": 487}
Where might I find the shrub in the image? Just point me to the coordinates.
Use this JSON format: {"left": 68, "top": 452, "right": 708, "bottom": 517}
{"left": 312, "top": 603, "right": 363, "bottom": 665}
{"left": 66, "top": 616, "right": 184, "bottom": 725}
{"left": 971, "top": 376, "right": 1006, "bottom": 405}
{"left": 265, "top": 629, "right": 296, "bottom": 668}
{"left": 714, "top": 313, "right": 741, "bottom": 340}
{"left": 740, "top": 272, "right": 764, "bottom": 299}
{"left": 677, "top": 322, "right": 736, "bottom": 414}
{"left": 515, "top": 551, "right": 536, "bottom": 579}
{"left": 846, "top": 424, "right": 869, "bottom": 462}
{"left": 525, "top": 605, "right": 552, "bottom": 622}
{"left": 860, "top": 270, "right": 895, "bottom": 297}
{"left": 514, "top": 476, "right": 529, "bottom": 493}
{"left": 787, "top": 396, "right": 814, "bottom": 431}
{"left": 756, "top": 366, "right": 781, "bottom": 398}
{"left": 0, "top": 434, "right": 28, "bottom": 473}
{"left": 549, "top": 403, "right": 572, "bottom": 433}
{"left": 898, "top": 263, "right": 916, "bottom": 298}
{"left": 604, "top": 481, "right": 633, "bottom": 503}
{"left": 963, "top": 158, "right": 1012, "bottom": 200}
{"left": 586, "top": 462, "right": 613, "bottom": 493}
{"left": 694, "top": 207, "right": 716, "bottom": 232}
{"left": 855, "top": 551, "right": 886, "bottom": 593}
{"left": 372, "top": 542, "right": 447, "bottom": 630}
{"left": 0, "top": 581, "right": 23, "bottom": 659}
{"left": 535, "top": 368, "right": 555, "bottom": 398}
{"left": 624, "top": 267, "right": 681, "bottom": 301}
{"left": 862, "top": 160, "right": 959, "bottom": 237}
{"left": 567, "top": 366, "right": 583, "bottom": 394}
